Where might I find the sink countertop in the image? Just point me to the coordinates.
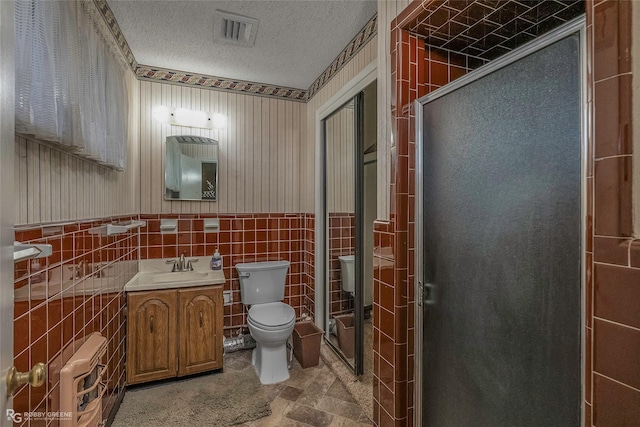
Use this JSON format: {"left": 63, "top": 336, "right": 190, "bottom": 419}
{"left": 125, "top": 256, "right": 225, "bottom": 292}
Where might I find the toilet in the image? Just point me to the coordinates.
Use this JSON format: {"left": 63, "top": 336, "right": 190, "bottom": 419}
{"left": 338, "top": 255, "right": 355, "bottom": 295}
{"left": 236, "top": 260, "right": 295, "bottom": 384}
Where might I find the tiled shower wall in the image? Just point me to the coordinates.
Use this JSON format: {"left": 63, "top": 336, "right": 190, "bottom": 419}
{"left": 372, "top": 18, "right": 472, "bottom": 426}
{"left": 586, "top": 0, "right": 639, "bottom": 424}
{"left": 13, "top": 216, "right": 138, "bottom": 426}
{"left": 375, "top": 1, "right": 640, "bottom": 426}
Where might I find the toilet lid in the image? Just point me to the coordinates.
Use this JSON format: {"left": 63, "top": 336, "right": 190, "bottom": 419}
{"left": 248, "top": 302, "right": 295, "bottom": 329}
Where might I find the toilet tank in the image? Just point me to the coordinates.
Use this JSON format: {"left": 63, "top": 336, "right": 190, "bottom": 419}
{"left": 236, "top": 260, "right": 290, "bottom": 305}
{"left": 338, "top": 255, "right": 355, "bottom": 293}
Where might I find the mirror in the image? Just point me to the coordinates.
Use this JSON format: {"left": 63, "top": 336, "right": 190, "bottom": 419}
{"left": 324, "top": 96, "right": 358, "bottom": 369}
{"left": 323, "top": 81, "right": 376, "bottom": 375}
{"left": 165, "top": 135, "right": 219, "bottom": 201}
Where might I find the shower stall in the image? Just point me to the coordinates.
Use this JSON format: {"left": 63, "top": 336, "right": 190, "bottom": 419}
{"left": 414, "top": 19, "right": 585, "bottom": 426}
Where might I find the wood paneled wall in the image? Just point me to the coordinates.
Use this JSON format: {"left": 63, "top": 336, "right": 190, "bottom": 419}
{"left": 303, "top": 35, "right": 378, "bottom": 213}
{"left": 138, "top": 81, "right": 306, "bottom": 214}
{"left": 14, "top": 71, "right": 140, "bottom": 226}
{"left": 378, "top": 0, "right": 412, "bottom": 220}
{"left": 326, "top": 105, "right": 356, "bottom": 213}
{"left": 14, "top": 22, "right": 383, "bottom": 224}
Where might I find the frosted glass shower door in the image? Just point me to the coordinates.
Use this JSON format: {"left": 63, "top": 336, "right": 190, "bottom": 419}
{"left": 419, "top": 34, "right": 582, "bottom": 426}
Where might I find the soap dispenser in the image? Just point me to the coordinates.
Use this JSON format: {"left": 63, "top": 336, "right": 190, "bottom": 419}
{"left": 211, "top": 248, "right": 222, "bottom": 270}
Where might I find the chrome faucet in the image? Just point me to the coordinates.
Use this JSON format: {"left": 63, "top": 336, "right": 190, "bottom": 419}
{"left": 166, "top": 252, "right": 198, "bottom": 272}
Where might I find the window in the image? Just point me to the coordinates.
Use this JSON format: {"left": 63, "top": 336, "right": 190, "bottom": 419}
{"left": 15, "top": 0, "right": 129, "bottom": 170}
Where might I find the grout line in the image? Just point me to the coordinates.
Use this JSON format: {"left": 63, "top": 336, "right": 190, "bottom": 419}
{"left": 593, "top": 261, "right": 639, "bottom": 271}
{"left": 593, "top": 72, "right": 632, "bottom": 84}
{"left": 593, "top": 316, "right": 640, "bottom": 333}
{"left": 629, "top": 238, "right": 638, "bottom": 268}
{"left": 593, "top": 154, "right": 632, "bottom": 162}
{"left": 593, "top": 372, "right": 640, "bottom": 394}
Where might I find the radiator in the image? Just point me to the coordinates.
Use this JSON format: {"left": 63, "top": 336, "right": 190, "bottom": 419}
{"left": 60, "top": 333, "right": 107, "bottom": 427}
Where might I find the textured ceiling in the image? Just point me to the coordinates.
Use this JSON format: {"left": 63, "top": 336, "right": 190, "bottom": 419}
{"left": 106, "top": 0, "right": 377, "bottom": 90}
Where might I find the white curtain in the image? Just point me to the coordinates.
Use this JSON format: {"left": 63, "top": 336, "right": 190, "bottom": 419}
{"left": 15, "top": 0, "right": 128, "bottom": 170}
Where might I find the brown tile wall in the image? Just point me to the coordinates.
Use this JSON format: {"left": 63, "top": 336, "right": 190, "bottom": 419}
{"left": 328, "top": 213, "right": 356, "bottom": 318}
{"left": 139, "top": 213, "right": 310, "bottom": 334}
{"left": 13, "top": 215, "right": 138, "bottom": 426}
{"left": 587, "top": 0, "right": 639, "bottom": 425}
{"left": 373, "top": 10, "right": 473, "bottom": 424}
{"left": 13, "top": 211, "right": 315, "bottom": 426}
{"left": 303, "top": 214, "right": 316, "bottom": 319}
{"left": 373, "top": 220, "right": 396, "bottom": 427}
{"left": 377, "top": 1, "right": 639, "bottom": 426}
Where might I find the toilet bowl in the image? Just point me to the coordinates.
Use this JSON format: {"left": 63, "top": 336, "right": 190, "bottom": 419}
{"left": 247, "top": 302, "right": 295, "bottom": 384}
{"left": 236, "top": 260, "right": 294, "bottom": 384}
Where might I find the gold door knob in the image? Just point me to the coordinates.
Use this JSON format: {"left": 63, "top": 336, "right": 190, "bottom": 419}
{"left": 6, "top": 363, "right": 46, "bottom": 397}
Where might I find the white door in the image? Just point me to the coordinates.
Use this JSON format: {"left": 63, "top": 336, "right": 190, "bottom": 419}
{"left": 0, "top": 0, "right": 15, "bottom": 425}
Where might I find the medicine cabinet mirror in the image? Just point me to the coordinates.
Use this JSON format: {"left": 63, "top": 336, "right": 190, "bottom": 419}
{"left": 165, "top": 135, "right": 219, "bottom": 201}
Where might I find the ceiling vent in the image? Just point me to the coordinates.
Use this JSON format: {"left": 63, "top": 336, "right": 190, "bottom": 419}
{"left": 214, "top": 10, "right": 259, "bottom": 47}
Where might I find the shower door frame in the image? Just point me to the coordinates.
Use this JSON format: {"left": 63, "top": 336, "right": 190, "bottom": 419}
{"left": 413, "top": 17, "right": 587, "bottom": 426}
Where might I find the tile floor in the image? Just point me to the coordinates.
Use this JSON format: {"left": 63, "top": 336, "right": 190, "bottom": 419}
{"left": 225, "top": 349, "right": 372, "bottom": 427}
{"left": 321, "top": 319, "right": 374, "bottom": 419}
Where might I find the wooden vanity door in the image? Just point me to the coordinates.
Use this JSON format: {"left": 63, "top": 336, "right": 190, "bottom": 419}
{"left": 178, "top": 286, "right": 223, "bottom": 376}
{"left": 127, "top": 290, "right": 178, "bottom": 384}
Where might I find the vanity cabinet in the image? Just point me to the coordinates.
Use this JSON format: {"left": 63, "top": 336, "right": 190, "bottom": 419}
{"left": 127, "top": 290, "right": 178, "bottom": 384}
{"left": 178, "top": 287, "right": 224, "bottom": 376}
{"left": 126, "top": 285, "right": 223, "bottom": 385}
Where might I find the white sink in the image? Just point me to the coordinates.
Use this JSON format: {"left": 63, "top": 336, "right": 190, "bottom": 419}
{"left": 148, "top": 271, "right": 208, "bottom": 284}
{"left": 124, "top": 258, "right": 226, "bottom": 292}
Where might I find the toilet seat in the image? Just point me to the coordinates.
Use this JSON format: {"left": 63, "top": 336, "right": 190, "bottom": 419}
{"left": 248, "top": 302, "right": 295, "bottom": 330}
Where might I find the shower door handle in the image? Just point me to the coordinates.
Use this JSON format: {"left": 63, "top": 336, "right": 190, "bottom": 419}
{"left": 418, "top": 281, "right": 436, "bottom": 306}
{"left": 424, "top": 282, "right": 436, "bottom": 305}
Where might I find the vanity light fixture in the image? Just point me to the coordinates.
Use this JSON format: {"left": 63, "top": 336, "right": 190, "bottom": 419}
{"left": 152, "top": 106, "right": 227, "bottom": 130}
{"left": 211, "top": 113, "right": 227, "bottom": 129}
